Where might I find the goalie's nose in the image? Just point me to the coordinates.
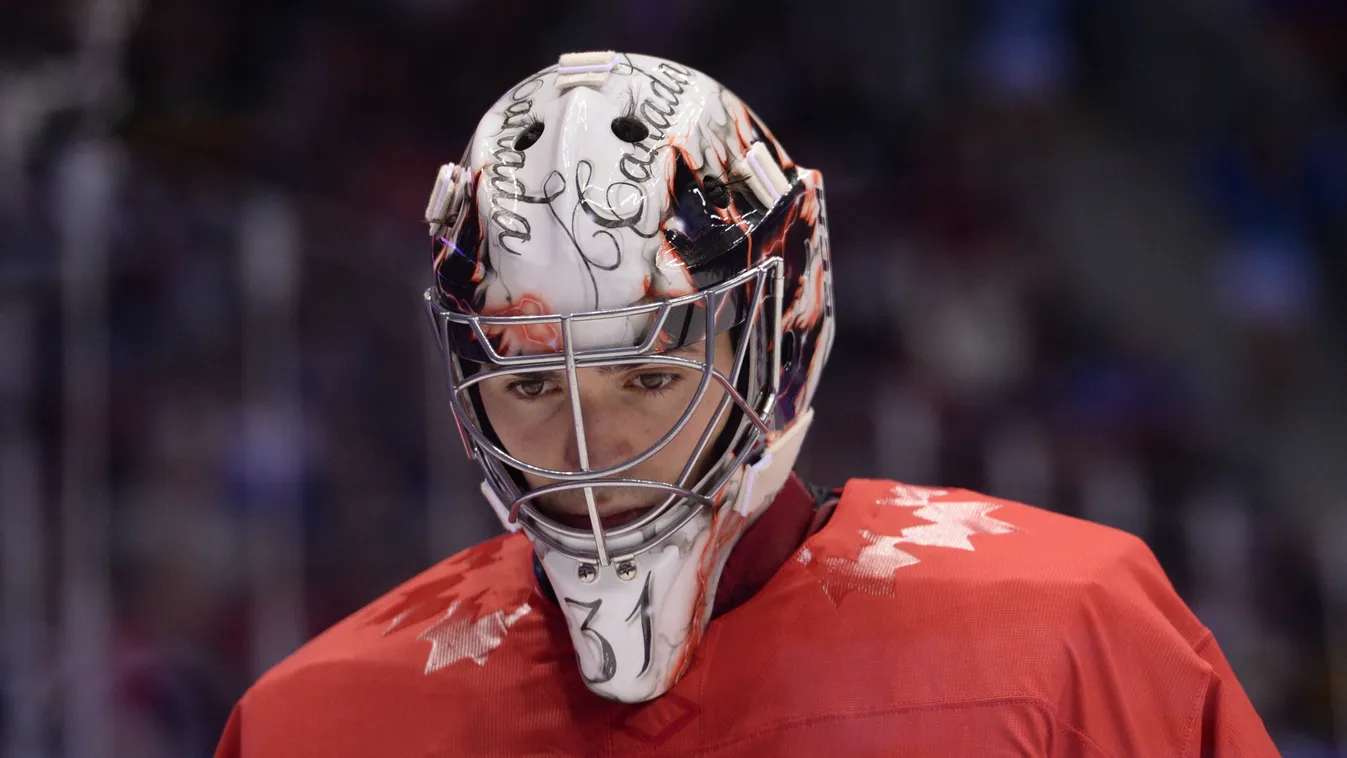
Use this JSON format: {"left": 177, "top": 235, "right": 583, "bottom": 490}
{"left": 559, "top": 383, "right": 639, "bottom": 473}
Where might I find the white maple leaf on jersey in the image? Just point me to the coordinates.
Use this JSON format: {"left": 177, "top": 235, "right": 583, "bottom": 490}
{"left": 877, "top": 485, "right": 1019, "bottom": 552}
{"left": 417, "top": 601, "right": 532, "bottom": 673}
{"left": 800, "top": 484, "right": 1020, "bottom": 601}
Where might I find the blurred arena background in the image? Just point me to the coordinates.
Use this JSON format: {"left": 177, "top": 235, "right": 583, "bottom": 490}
{"left": 2, "top": 0, "right": 1346, "bottom": 755}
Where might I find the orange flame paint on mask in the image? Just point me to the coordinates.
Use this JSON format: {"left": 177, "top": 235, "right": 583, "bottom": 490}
{"left": 798, "top": 170, "right": 822, "bottom": 228}
{"left": 662, "top": 496, "right": 754, "bottom": 690}
{"left": 653, "top": 237, "right": 696, "bottom": 299}
{"left": 481, "top": 294, "right": 564, "bottom": 356}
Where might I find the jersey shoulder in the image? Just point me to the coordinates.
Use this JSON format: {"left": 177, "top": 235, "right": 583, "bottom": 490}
{"left": 785, "top": 478, "right": 1219, "bottom": 752}
{"left": 229, "top": 531, "right": 550, "bottom": 756}
{"left": 261, "top": 530, "right": 536, "bottom": 682}
{"left": 823, "top": 477, "right": 1200, "bottom": 635}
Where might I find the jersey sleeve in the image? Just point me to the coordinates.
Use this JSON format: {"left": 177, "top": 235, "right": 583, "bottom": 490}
{"left": 1053, "top": 528, "right": 1280, "bottom": 758}
{"left": 1188, "top": 632, "right": 1282, "bottom": 757}
{"left": 213, "top": 704, "right": 241, "bottom": 758}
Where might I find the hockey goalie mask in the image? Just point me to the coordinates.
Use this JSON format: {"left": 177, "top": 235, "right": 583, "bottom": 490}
{"left": 424, "top": 52, "right": 835, "bottom": 702}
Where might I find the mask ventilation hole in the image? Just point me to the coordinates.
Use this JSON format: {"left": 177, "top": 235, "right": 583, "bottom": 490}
{"left": 611, "top": 116, "right": 649, "bottom": 143}
{"left": 514, "top": 121, "right": 544, "bottom": 150}
{"left": 702, "top": 175, "right": 731, "bottom": 208}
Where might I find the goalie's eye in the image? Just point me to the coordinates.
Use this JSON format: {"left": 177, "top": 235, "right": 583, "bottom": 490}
{"left": 630, "top": 371, "right": 680, "bottom": 394}
{"left": 505, "top": 376, "right": 556, "bottom": 399}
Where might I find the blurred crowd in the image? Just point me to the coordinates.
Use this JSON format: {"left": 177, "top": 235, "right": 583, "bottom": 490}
{"left": 3, "top": 0, "right": 1346, "bottom": 755}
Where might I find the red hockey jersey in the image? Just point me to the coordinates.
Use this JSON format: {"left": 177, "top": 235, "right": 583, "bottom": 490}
{"left": 216, "top": 479, "right": 1278, "bottom": 757}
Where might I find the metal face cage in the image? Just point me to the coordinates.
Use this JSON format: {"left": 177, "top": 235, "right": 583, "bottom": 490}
{"left": 425, "top": 258, "right": 786, "bottom": 566}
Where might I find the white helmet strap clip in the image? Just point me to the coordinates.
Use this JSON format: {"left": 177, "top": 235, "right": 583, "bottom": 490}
{"left": 733, "top": 407, "right": 814, "bottom": 519}
{"left": 556, "top": 51, "right": 620, "bottom": 91}
{"left": 425, "top": 162, "right": 467, "bottom": 237}
{"left": 735, "top": 141, "right": 792, "bottom": 209}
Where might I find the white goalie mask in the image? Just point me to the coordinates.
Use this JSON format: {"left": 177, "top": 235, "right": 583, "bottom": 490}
{"left": 424, "top": 52, "right": 835, "bottom": 702}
